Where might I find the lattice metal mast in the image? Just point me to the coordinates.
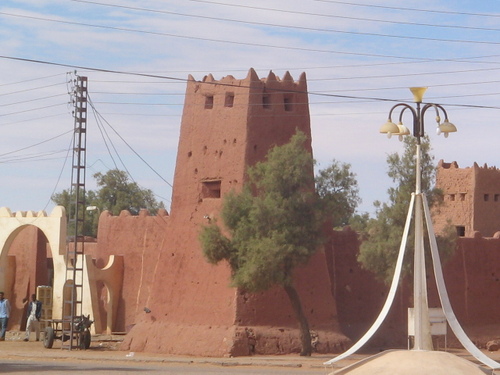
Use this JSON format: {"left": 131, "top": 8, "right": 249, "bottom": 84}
{"left": 63, "top": 74, "right": 88, "bottom": 350}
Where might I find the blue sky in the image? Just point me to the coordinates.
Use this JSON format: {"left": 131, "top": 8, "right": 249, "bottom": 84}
{"left": 0, "top": 0, "right": 499, "bottom": 216}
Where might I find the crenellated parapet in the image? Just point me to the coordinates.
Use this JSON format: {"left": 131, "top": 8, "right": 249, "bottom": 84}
{"left": 435, "top": 160, "right": 500, "bottom": 238}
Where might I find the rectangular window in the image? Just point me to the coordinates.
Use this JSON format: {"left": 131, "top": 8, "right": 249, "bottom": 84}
{"left": 205, "top": 95, "right": 214, "bottom": 109}
{"left": 262, "top": 94, "right": 271, "bottom": 109}
{"left": 484, "top": 194, "right": 490, "bottom": 202}
{"left": 495, "top": 194, "right": 500, "bottom": 202}
{"left": 284, "top": 94, "right": 294, "bottom": 111}
{"left": 460, "top": 193, "right": 466, "bottom": 201}
{"left": 450, "top": 194, "right": 455, "bottom": 202}
{"left": 224, "top": 93, "right": 234, "bottom": 107}
{"left": 456, "top": 226, "right": 465, "bottom": 237}
{"left": 202, "top": 180, "right": 221, "bottom": 199}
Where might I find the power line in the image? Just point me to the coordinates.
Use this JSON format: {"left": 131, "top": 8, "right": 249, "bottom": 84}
{"left": 312, "top": 0, "right": 500, "bottom": 18}
{"left": 0, "top": 11, "right": 495, "bottom": 61}
{"left": 0, "top": 82, "right": 66, "bottom": 96}
{"left": 0, "top": 129, "right": 73, "bottom": 158}
{"left": 68, "top": 1, "right": 500, "bottom": 45}
{"left": 87, "top": 95, "right": 174, "bottom": 189}
{"left": 0, "top": 73, "right": 66, "bottom": 87}
{"left": 1, "top": 93, "right": 68, "bottom": 107}
{"left": 1, "top": 102, "right": 67, "bottom": 117}
{"left": 0, "top": 113, "right": 67, "bottom": 127}
{"left": 1, "top": 55, "right": 498, "bottom": 111}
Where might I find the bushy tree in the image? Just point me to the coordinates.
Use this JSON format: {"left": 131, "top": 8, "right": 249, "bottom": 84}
{"left": 92, "top": 169, "right": 163, "bottom": 216}
{"left": 199, "top": 131, "right": 324, "bottom": 356}
{"left": 51, "top": 189, "right": 97, "bottom": 237}
{"left": 52, "top": 169, "right": 164, "bottom": 237}
{"left": 315, "top": 159, "right": 361, "bottom": 228}
{"left": 357, "top": 136, "right": 456, "bottom": 283}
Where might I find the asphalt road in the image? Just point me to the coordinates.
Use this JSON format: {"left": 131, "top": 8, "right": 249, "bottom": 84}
{"left": 0, "top": 332, "right": 338, "bottom": 375}
{"left": 3, "top": 331, "right": 499, "bottom": 375}
{"left": 0, "top": 358, "right": 334, "bottom": 375}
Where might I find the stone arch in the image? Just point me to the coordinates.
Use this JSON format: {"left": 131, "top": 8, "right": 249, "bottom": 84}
{"left": 0, "top": 206, "right": 67, "bottom": 299}
{"left": 0, "top": 206, "right": 123, "bottom": 334}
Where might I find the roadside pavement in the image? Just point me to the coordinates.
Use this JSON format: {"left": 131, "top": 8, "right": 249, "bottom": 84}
{"left": 2, "top": 330, "right": 500, "bottom": 373}
{"left": 0, "top": 331, "right": 360, "bottom": 371}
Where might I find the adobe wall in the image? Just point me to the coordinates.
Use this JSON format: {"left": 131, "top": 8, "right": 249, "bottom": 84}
{"left": 92, "top": 209, "right": 348, "bottom": 356}
{"left": 328, "top": 227, "right": 500, "bottom": 348}
{"left": 433, "top": 232, "right": 500, "bottom": 325}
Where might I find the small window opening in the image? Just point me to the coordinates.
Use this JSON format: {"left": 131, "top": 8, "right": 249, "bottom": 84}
{"left": 460, "top": 193, "right": 466, "bottom": 201}
{"left": 224, "top": 93, "right": 234, "bottom": 107}
{"left": 205, "top": 95, "right": 214, "bottom": 109}
{"left": 284, "top": 94, "right": 294, "bottom": 111}
{"left": 450, "top": 194, "right": 455, "bottom": 201}
{"left": 262, "top": 94, "right": 271, "bottom": 109}
{"left": 202, "top": 180, "right": 221, "bottom": 199}
{"left": 495, "top": 194, "right": 500, "bottom": 202}
{"left": 456, "top": 226, "right": 465, "bottom": 237}
{"left": 484, "top": 194, "right": 490, "bottom": 202}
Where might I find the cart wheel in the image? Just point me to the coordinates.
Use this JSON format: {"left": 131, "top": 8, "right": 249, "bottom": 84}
{"left": 44, "top": 327, "right": 54, "bottom": 349}
{"left": 80, "top": 330, "right": 91, "bottom": 349}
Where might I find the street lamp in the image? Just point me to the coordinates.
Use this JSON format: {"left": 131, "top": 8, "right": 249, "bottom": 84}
{"left": 379, "top": 87, "right": 456, "bottom": 141}
{"left": 379, "top": 87, "right": 456, "bottom": 351}
{"left": 326, "top": 88, "right": 500, "bottom": 369}
{"left": 86, "top": 206, "right": 101, "bottom": 237}
{"left": 85, "top": 206, "right": 100, "bottom": 214}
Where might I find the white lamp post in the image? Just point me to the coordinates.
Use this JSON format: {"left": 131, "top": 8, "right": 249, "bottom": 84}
{"left": 326, "top": 88, "right": 500, "bottom": 369}
{"left": 379, "top": 87, "right": 456, "bottom": 350}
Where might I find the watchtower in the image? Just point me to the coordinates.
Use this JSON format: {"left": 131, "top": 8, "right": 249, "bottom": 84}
{"left": 170, "top": 68, "right": 312, "bottom": 218}
{"left": 121, "top": 69, "right": 348, "bottom": 356}
{"left": 435, "top": 160, "right": 500, "bottom": 237}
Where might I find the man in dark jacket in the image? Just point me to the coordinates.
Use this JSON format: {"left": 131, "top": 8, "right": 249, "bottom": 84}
{"left": 24, "top": 294, "right": 42, "bottom": 342}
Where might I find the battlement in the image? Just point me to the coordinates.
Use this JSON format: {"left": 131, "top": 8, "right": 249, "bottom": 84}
{"left": 438, "top": 160, "right": 500, "bottom": 171}
{"left": 184, "top": 68, "right": 308, "bottom": 115}
{"left": 435, "top": 160, "right": 500, "bottom": 237}
{"left": 0, "top": 206, "right": 65, "bottom": 218}
{"left": 192, "top": 68, "right": 307, "bottom": 89}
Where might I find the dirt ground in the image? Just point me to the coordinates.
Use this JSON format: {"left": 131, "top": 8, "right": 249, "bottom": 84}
{"left": 3, "top": 329, "right": 500, "bottom": 373}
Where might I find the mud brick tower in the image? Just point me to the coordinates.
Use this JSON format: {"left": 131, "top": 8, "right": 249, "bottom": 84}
{"left": 122, "top": 69, "right": 349, "bottom": 356}
{"left": 434, "top": 160, "right": 500, "bottom": 238}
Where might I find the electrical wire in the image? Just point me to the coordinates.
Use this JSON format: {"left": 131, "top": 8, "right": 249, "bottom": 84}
{"left": 0, "top": 73, "right": 66, "bottom": 87}
{"left": 1, "top": 93, "right": 68, "bottom": 107}
{"left": 0, "top": 11, "right": 496, "bottom": 61}
{"left": 72, "top": 0, "right": 500, "bottom": 32}
{"left": 0, "top": 82, "right": 66, "bottom": 96}
{"left": 311, "top": 0, "right": 500, "bottom": 18}
{"left": 0, "top": 129, "right": 73, "bottom": 158}
{"left": 66, "top": 1, "right": 500, "bottom": 45}
{"left": 41, "top": 129, "right": 75, "bottom": 212}
{"left": 1, "top": 55, "right": 498, "bottom": 111}
{"left": 87, "top": 94, "right": 173, "bottom": 191}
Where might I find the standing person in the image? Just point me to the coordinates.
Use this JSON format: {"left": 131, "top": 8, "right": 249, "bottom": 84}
{"left": 0, "top": 292, "right": 10, "bottom": 341}
{"left": 24, "top": 294, "right": 42, "bottom": 342}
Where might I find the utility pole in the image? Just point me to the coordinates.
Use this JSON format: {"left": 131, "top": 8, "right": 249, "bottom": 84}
{"left": 62, "top": 74, "right": 88, "bottom": 350}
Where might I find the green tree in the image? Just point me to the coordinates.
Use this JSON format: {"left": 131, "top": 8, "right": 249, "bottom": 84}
{"left": 93, "top": 169, "right": 163, "bottom": 216}
{"left": 51, "top": 189, "right": 97, "bottom": 237}
{"left": 199, "top": 131, "right": 324, "bottom": 356}
{"left": 315, "top": 159, "right": 361, "bottom": 228}
{"left": 357, "top": 136, "right": 456, "bottom": 283}
{"left": 52, "top": 169, "right": 164, "bottom": 237}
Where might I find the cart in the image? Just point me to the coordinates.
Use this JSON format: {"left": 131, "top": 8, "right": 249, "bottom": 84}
{"left": 43, "top": 315, "right": 93, "bottom": 349}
